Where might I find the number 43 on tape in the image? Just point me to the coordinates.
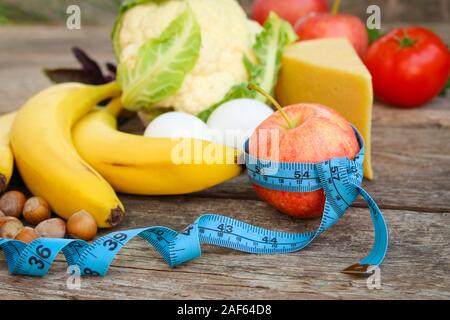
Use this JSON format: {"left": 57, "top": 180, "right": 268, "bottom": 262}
{"left": 0, "top": 128, "right": 388, "bottom": 277}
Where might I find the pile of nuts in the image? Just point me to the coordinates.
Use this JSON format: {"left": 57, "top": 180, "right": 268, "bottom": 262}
{"left": 0, "top": 191, "right": 98, "bottom": 243}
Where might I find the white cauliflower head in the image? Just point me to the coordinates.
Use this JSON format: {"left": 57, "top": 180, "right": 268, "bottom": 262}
{"left": 114, "top": 0, "right": 262, "bottom": 114}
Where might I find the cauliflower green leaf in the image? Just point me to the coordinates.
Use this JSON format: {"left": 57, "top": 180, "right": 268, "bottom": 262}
{"left": 117, "top": 5, "right": 201, "bottom": 111}
{"left": 198, "top": 13, "right": 297, "bottom": 121}
{"left": 112, "top": 0, "right": 167, "bottom": 57}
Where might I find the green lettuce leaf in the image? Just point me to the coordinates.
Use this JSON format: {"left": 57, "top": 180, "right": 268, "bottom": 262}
{"left": 117, "top": 5, "right": 201, "bottom": 111}
{"left": 247, "top": 12, "right": 297, "bottom": 101}
{"left": 198, "top": 13, "right": 297, "bottom": 121}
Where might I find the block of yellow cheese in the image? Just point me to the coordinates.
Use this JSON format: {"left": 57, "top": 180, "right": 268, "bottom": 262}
{"left": 276, "top": 38, "right": 374, "bottom": 179}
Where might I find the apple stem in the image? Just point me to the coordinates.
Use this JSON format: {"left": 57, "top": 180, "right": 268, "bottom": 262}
{"left": 331, "top": 0, "right": 342, "bottom": 15}
{"left": 248, "top": 83, "right": 295, "bottom": 129}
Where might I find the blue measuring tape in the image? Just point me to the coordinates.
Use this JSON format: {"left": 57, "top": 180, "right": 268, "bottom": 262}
{"left": 0, "top": 128, "right": 388, "bottom": 277}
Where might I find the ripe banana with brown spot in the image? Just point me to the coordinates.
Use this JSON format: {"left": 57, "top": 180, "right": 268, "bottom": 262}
{"left": 11, "top": 82, "right": 125, "bottom": 228}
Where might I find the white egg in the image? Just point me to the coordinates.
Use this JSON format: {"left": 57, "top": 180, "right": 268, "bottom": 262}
{"left": 144, "top": 112, "right": 213, "bottom": 141}
{"left": 207, "top": 99, "right": 273, "bottom": 151}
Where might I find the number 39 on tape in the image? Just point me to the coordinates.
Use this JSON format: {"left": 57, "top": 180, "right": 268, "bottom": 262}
{"left": 0, "top": 128, "right": 388, "bottom": 277}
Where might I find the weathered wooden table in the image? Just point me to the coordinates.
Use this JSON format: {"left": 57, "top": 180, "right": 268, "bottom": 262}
{"left": 0, "top": 25, "right": 449, "bottom": 300}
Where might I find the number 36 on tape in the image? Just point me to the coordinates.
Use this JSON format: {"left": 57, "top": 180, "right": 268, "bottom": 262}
{"left": 0, "top": 128, "right": 388, "bottom": 277}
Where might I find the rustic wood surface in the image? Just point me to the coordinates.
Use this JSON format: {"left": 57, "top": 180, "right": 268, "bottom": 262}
{"left": 0, "top": 25, "right": 449, "bottom": 300}
{"left": 2, "top": 0, "right": 449, "bottom": 25}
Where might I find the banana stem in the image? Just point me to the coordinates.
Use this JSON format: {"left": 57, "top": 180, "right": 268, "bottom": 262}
{"left": 248, "top": 83, "right": 295, "bottom": 129}
{"left": 96, "top": 81, "right": 121, "bottom": 99}
{"left": 105, "top": 97, "right": 124, "bottom": 117}
{"left": 331, "top": 0, "right": 342, "bottom": 15}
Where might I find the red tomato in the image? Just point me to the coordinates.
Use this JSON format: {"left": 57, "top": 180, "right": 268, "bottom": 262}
{"left": 365, "top": 27, "right": 450, "bottom": 108}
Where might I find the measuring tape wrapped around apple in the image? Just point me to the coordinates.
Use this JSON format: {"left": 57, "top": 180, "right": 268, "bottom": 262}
{"left": 0, "top": 120, "right": 388, "bottom": 277}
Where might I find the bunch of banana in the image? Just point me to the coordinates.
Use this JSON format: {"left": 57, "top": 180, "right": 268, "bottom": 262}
{"left": 4, "top": 81, "right": 242, "bottom": 229}
{"left": 10, "top": 82, "right": 124, "bottom": 228}
{"left": 72, "top": 98, "right": 242, "bottom": 195}
{"left": 0, "top": 112, "right": 16, "bottom": 193}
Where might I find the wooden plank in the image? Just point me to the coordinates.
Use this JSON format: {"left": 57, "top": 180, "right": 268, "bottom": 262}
{"left": 0, "top": 24, "right": 449, "bottom": 112}
{"left": 194, "top": 117, "right": 450, "bottom": 212}
{"left": 0, "top": 196, "right": 449, "bottom": 299}
{"left": 117, "top": 85, "right": 450, "bottom": 211}
{"left": 1, "top": 25, "right": 449, "bottom": 300}
{"left": 118, "top": 99, "right": 450, "bottom": 213}
{"left": 1, "top": 26, "right": 449, "bottom": 213}
{"left": 0, "top": 26, "right": 114, "bottom": 114}
{"left": 2, "top": 1, "right": 450, "bottom": 25}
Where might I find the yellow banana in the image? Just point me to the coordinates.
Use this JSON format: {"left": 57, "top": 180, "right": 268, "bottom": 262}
{"left": 11, "top": 82, "right": 124, "bottom": 228}
{"left": 0, "top": 112, "right": 16, "bottom": 193}
{"left": 72, "top": 99, "right": 242, "bottom": 195}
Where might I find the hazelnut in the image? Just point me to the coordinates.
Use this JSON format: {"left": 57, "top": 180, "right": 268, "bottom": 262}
{"left": 14, "top": 227, "right": 40, "bottom": 244}
{"left": 35, "top": 218, "right": 66, "bottom": 238}
{"left": 67, "top": 210, "right": 97, "bottom": 241}
{"left": 0, "top": 216, "right": 20, "bottom": 228}
{"left": 0, "top": 217, "right": 24, "bottom": 239}
{"left": 23, "top": 197, "right": 51, "bottom": 225}
{"left": 0, "top": 191, "right": 26, "bottom": 218}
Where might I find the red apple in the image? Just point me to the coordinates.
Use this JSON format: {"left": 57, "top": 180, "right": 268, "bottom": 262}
{"left": 249, "top": 103, "right": 359, "bottom": 219}
{"left": 252, "top": 0, "right": 328, "bottom": 26}
{"left": 295, "top": 13, "right": 369, "bottom": 58}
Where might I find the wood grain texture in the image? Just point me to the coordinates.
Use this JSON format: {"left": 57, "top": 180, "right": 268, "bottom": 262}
{"left": 0, "top": 25, "right": 449, "bottom": 300}
{"left": 2, "top": 0, "right": 449, "bottom": 25}
{"left": 0, "top": 196, "right": 449, "bottom": 300}
{"left": 194, "top": 116, "right": 450, "bottom": 212}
